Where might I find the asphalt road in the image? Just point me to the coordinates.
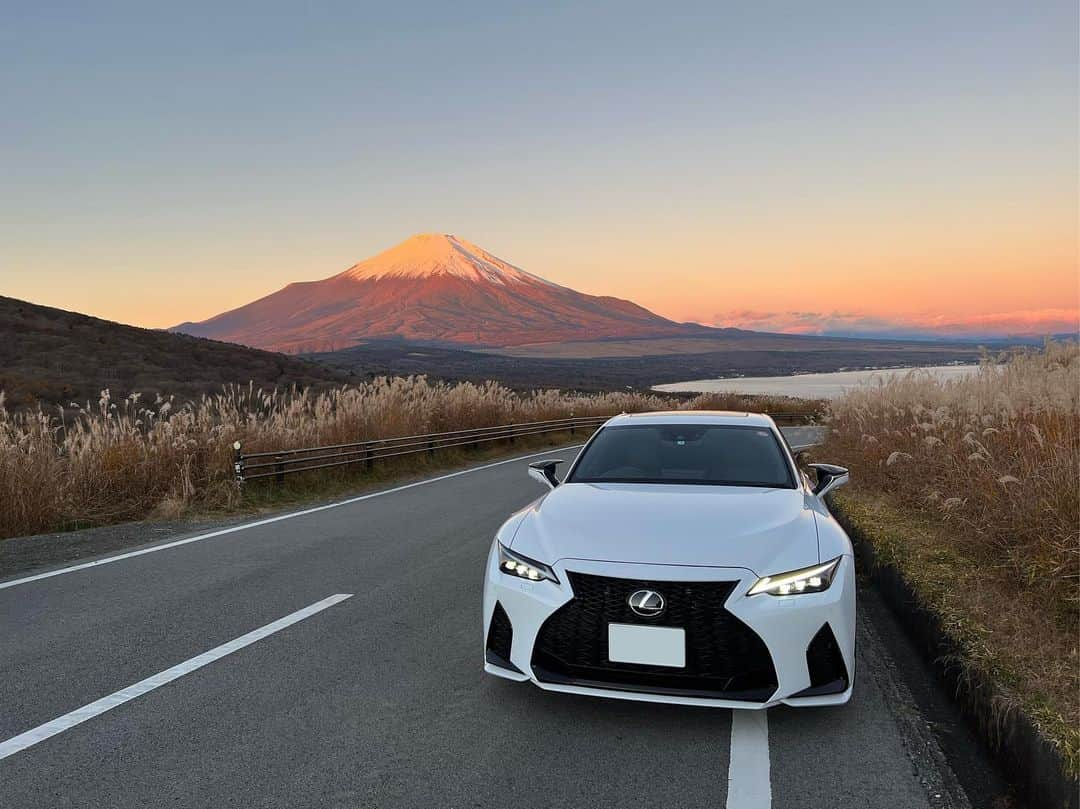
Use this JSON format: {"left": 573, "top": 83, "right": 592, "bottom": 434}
{"left": 0, "top": 432, "right": 990, "bottom": 808}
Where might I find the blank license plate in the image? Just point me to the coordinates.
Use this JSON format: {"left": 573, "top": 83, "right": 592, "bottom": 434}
{"left": 607, "top": 623, "right": 686, "bottom": 667}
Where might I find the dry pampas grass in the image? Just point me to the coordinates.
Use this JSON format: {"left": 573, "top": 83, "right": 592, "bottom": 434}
{"left": 0, "top": 376, "right": 816, "bottom": 540}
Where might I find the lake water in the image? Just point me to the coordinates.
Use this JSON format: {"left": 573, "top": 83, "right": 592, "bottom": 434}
{"left": 653, "top": 365, "right": 980, "bottom": 399}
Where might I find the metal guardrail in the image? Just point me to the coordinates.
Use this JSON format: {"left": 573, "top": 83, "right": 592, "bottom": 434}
{"left": 233, "top": 416, "right": 609, "bottom": 483}
{"left": 232, "top": 412, "right": 820, "bottom": 484}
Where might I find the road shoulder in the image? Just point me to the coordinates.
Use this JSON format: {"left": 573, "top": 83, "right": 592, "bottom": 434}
{"left": 0, "top": 444, "right": 582, "bottom": 583}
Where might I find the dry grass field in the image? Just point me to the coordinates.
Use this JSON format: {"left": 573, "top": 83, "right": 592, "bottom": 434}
{"left": 0, "top": 376, "right": 818, "bottom": 542}
{"left": 817, "top": 341, "right": 1079, "bottom": 775}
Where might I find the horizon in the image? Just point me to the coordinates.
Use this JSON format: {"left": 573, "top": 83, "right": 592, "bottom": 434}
{"left": 173, "top": 231, "right": 1074, "bottom": 342}
{"left": 2, "top": 2, "right": 1077, "bottom": 340}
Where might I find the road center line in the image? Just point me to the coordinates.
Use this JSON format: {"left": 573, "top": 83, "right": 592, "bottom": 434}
{"left": 0, "top": 593, "right": 353, "bottom": 761}
{"left": 0, "top": 445, "right": 583, "bottom": 592}
{"left": 727, "top": 709, "right": 771, "bottom": 809}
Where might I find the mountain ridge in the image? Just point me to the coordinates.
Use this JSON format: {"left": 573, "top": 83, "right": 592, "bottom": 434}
{"left": 0, "top": 296, "right": 349, "bottom": 409}
{"left": 174, "top": 234, "right": 713, "bottom": 353}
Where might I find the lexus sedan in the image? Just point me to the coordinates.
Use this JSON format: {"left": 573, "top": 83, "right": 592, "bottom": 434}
{"left": 482, "top": 411, "right": 855, "bottom": 708}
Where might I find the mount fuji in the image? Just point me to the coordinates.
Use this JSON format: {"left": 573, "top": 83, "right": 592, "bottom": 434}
{"left": 173, "top": 234, "right": 712, "bottom": 353}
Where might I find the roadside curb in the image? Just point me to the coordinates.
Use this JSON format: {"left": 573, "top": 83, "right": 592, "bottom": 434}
{"left": 834, "top": 502, "right": 1078, "bottom": 809}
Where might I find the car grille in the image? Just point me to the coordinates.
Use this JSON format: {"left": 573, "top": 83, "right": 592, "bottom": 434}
{"left": 531, "top": 571, "right": 778, "bottom": 701}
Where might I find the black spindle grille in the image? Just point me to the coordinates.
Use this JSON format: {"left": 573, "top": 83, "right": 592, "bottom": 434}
{"left": 531, "top": 572, "right": 778, "bottom": 701}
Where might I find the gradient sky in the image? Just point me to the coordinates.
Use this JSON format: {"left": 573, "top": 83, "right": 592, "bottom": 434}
{"left": 2, "top": 1, "right": 1077, "bottom": 337}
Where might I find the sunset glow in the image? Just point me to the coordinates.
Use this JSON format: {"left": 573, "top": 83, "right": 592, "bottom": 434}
{"left": 1, "top": 3, "right": 1076, "bottom": 340}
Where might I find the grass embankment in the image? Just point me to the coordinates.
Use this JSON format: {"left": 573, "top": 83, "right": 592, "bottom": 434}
{"left": 0, "top": 375, "right": 819, "bottom": 541}
{"left": 816, "top": 342, "right": 1079, "bottom": 776}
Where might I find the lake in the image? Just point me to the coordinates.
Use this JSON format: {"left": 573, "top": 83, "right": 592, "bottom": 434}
{"left": 652, "top": 364, "right": 981, "bottom": 399}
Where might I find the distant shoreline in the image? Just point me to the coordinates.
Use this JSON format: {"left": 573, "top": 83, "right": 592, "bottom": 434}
{"left": 652, "top": 364, "right": 983, "bottom": 399}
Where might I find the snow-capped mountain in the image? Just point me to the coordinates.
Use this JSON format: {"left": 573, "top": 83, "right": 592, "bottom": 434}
{"left": 174, "top": 234, "right": 706, "bottom": 353}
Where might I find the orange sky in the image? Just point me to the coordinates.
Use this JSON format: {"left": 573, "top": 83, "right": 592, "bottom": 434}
{"left": 3, "top": 215, "right": 1076, "bottom": 338}
{"left": 2, "top": 3, "right": 1077, "bottom": 339}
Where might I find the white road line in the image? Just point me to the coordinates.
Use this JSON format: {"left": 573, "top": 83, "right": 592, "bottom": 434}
{"left": 0, "top": 445, "right": 583, "bottom": 592}
{"left": 0, "top": 593, "right": 353, "bottom": 761}
{"left": 727, "top": 709, "right": 771, "bottom": 809}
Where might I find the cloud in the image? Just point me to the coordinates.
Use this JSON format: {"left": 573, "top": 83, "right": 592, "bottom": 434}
{"left": 702, "top": 308, "right": 1080, "bottom": 339}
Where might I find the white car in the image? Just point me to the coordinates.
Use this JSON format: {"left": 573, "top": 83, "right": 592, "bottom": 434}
{"left": 482, "top": 411, "right": 855, "bottom": 708}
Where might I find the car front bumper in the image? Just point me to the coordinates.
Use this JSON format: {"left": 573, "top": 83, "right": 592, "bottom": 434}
{"left": 482, "top": 548, "right": 856, "bottom": 708}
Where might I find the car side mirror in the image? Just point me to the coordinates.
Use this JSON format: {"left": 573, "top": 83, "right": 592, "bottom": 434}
{"left": 528, "top": 459, "right": 564, "bottom": 490}
{"left": 809, "top": 463, "right": 849, "bottom": 498}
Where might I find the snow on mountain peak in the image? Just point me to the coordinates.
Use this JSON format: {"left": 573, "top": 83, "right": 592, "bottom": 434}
{"left": 337, "top": 233, "right": 557, "bottom": 287}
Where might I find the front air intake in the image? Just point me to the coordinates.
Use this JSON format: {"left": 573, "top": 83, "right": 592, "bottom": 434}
{"left": 792, "top": 622, "right": 849, "bottom": 697}
{"left": 485, "top": 602, "right": 520, "bottom": 672}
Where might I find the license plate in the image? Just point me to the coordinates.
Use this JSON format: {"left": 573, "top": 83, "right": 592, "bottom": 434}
{"left": 607, "top": 623, "right": 686, "bottom": 668}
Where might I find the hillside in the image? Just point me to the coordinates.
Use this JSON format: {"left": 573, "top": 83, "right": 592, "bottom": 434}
{"left": 0, "top": 294, "right": 990, "bottom": 410}
{"left": 174, "top": 233, "right": 714, "bottom": 352}
{"left": 0, "top": 296, "right": 348, "bottom": 409}
{"left": 308, "top": 337, "right": 985, "bottom": 392}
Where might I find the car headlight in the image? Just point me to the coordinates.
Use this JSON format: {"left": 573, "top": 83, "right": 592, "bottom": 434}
{"left": 748, "top": 557, "right": 842, "bottom": 596}
{"left": 498, "top": 543, "right": 559, "bottom": 583}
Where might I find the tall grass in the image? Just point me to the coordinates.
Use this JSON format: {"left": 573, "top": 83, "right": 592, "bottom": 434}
{"left": 820, "top": 341, "right": 1079, "bottom": 769}
{"left": 0, "top": 377, "right": 816, "bottom": 540}
{"left": 823, "top": 342, "right": 1079, "bottom": 613}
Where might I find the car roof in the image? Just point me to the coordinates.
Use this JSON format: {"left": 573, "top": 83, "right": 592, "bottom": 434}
{"left": 602, "top": 410, "right": 777, "bottom": 428}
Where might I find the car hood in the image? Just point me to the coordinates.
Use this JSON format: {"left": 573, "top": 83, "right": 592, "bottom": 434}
{"left": 509, "top": 482, "right": 819, "bottom": 576}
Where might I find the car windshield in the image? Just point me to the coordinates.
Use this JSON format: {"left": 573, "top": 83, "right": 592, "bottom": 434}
{"left": 567, "top": 424, "right": 795, "bottom": 488}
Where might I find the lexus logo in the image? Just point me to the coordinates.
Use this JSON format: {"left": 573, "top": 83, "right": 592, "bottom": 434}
{"left": 627, "top": 589, "right": 666, "bottom": 618}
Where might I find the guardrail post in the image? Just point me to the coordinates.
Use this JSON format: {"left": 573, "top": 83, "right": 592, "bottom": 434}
{"left": 233, "top": 441, "right": 244, "bottom": 485}
{"left": 427, "top": 439, "right": 435, "bottom": 458}
{"left": 366, "top": 447, "right": 374, "bottom": 471}
{"left": 274, "top": 454, "right": 285, "bottom": 485}
{"left": 507, "top": 425, "right": 515, "bottom": 445}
